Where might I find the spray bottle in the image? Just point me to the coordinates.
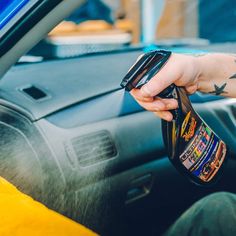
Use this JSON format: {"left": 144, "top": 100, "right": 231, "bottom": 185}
{"left": 120, "top": 50, "right": 228, "bottom": 186}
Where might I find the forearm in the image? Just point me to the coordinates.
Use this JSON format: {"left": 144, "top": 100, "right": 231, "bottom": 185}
{"left": 196, "top": 53, "right": 236, "bottom": 98}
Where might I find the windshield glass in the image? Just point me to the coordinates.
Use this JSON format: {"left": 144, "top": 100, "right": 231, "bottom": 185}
{"left": 22, "top": 0, "right": 236, "bottom": 61}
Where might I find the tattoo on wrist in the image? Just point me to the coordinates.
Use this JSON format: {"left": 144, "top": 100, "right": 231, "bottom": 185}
{"left": 229, "top": 73, "right": 236, "bottom": 79}
{"left": 209, "top": 83, "right": 228, "bottom": 95}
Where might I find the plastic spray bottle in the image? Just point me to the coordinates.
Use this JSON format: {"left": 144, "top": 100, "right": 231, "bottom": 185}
{"left": 120, "top": 50, "right": 228, "bottom": 186}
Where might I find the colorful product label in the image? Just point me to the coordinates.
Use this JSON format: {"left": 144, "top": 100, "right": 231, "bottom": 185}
{"left": 179, "top": 117, "right": 227, "bottom": 182}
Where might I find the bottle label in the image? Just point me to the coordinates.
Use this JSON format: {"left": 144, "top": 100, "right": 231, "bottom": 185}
{"left": 179, "top": 114, "right": 227, "bottom": 182}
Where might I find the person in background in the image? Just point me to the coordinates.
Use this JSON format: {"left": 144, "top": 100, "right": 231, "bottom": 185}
{"left": 130, "top": 53, "right": 236, "bottom": 236}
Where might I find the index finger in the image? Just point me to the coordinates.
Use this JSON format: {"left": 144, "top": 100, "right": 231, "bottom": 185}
{"left": 140, "top": 54, "right": 179, "bottom": 97}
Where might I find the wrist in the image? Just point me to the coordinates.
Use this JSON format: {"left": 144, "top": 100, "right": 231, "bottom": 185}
{"left": 193, "top": 55, "right": 209, "bottom": 93}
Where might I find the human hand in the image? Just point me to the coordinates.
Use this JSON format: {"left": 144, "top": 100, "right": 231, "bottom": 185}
{"left": 130, "top": 53, "right": 201, "bottom": 121}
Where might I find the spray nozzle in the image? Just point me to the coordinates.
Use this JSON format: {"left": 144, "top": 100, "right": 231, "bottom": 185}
{"left": 120, "top": 50, "right": 172, "bottom": 93}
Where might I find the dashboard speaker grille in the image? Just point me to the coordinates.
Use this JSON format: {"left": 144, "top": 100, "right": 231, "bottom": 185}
{"left": 71, "top": 130, "right": 117, "bottom": 167}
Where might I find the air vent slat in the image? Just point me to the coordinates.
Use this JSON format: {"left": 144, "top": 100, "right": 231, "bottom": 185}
{"left": 79, "top": 152, "right": 115, "bottom": 166}
{"left": 72, "top": 135, "right": 109, "bottom": 147}
{"left": 77, "top": 144, "right": 116, "bottom": 160}
{"left": 73, "top": 140, "right": 113, "bottom": 154}
{"left": 71, "top": 130, "right": 117, "bottom": 167}
{"left": 76, "top": 147, "right": 116, "bottom": 162}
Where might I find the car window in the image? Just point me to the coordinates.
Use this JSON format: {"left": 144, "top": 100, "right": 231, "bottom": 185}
{"left": 23, "top": 0, "right": 236, "bottom": 61}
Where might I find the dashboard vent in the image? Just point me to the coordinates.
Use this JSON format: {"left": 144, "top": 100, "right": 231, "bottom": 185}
{"left": 71, "top": 130, "right": 117, "bottom": 167}
{"left": 20, "top": 85, "right": 49, "bottom": 101}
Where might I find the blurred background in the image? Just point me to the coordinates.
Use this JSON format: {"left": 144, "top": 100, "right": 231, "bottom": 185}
{"left": 29, "top": 0, "right": 236, "bottom": 59}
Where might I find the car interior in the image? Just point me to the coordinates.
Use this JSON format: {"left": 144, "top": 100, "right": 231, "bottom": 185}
{"left": 0, "top": 1, "right": 236, "bottom": 236}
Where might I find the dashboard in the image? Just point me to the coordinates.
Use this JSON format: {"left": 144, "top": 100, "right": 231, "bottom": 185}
{"left": 0, "top": 48, "right": 235, "bottom": 235}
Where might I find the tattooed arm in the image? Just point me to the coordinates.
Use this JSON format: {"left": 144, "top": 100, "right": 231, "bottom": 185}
{"left": 130, "top": 53, "right": 236, "bottom": 121}
{"left": 197, "top": 53, "right": 236, "bottom": 97}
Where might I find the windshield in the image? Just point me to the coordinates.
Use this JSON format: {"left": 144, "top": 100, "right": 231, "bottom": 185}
{"left": 20, "top": 0, "right": 236, "bottom": 61}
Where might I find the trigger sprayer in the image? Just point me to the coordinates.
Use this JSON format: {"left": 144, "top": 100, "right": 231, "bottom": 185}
{"left": 120, "top": 50, "right": 228, "bottom": 186}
